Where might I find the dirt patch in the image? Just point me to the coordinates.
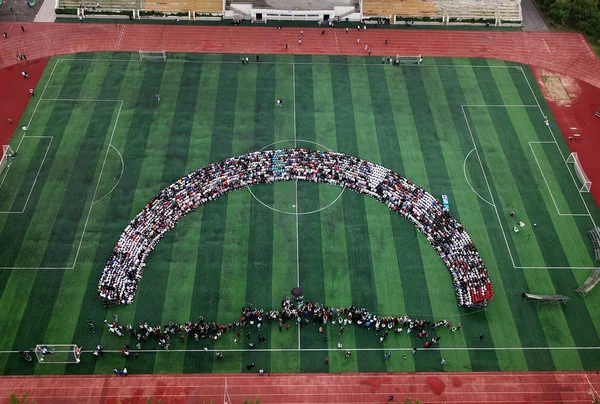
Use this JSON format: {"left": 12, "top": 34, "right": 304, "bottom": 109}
{"left": 0, "top": 0, "right": 46, "bottom": 22}
{"left": 541, "top": 75, "right": 570, "bottom": 101}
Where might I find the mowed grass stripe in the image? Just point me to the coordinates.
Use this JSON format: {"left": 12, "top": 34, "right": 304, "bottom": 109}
{"left": 382, "top": 64, "right": 441, "bottom": 371}
{"left": 1, "top": 56, "right": 95, "bottom": 376}
{"left": 91, "top": 59, "right": 167, "bottom": 376}
{"left": 39, "top": 55, "right": 131, "bottom": 375}
{"left": 211, "top": 63, "right": 257, "bottom": 374}
{"left": 269, "top": 58, "right": 300, "bottom": 373}
{"left": 240, "top": 62, "right": 273, "bottom": 373}
{"left": 311, "top": 62, "right": 356, "bottom": 373}
{"left": 359, "top": 65, "right": 413, "bottom": 372}
{"left": 151, "top": 60, "right": 204, "bottom": 374}
{"left": 419, "top": 64, "right": 492, "bottom": 371}
{"left": 153, "top": 59, "right": 220, "bottom": 373}
{"left": 66, "top": 55, "right": 144, "bottom": 376}
{"left": 453, "top": 65, "right": 554, "bottom": 372}
{"left": 434, "top": 61, "right": 527, "bottom": 371}
{"left": 183, "top": 58, "right": 234, "bottom": 373}
{"left": 294, "top": 60, "right": 328, "bottom": 371}
{"left": 331, "top": 59, "right": 383, "bottom": 372}
{"left": 128, "top": 61, "right": 186, "bottom": 374}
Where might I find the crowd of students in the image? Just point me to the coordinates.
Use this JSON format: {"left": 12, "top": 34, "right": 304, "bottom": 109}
{"left": 98, "top": 148, "right": 493, "bottom": 308}
{"left": 103, "top": 297, "right": 459, "bottom": 350}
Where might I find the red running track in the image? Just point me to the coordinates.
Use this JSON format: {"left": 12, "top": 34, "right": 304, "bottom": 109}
{"left": 0, "top": 24, "right": 598, "bottom": 88}
{"left": 1, "top": 371, "right": 600, "bottom": 403}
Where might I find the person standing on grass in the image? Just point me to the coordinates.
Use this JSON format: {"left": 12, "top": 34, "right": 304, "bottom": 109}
{"left": 123, "top": 367, "right": 128, "bottom": 376}
{"left": 479, "top": 334, "right": 484, "bottom": 341}
{"left": 155, "top": 93, "right": 160, "bottom": 102}
{"left": 441, "top": 358, "right": 446, "bottom": 365}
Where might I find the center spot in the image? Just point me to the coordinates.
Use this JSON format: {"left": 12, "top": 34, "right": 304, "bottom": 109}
{"left": 248, "top": 139, "right": 345, "bottom": 215}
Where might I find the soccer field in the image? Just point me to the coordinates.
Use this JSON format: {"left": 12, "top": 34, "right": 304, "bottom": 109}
{"left": 1, "top": 52, "right": 600, "bottom": 376}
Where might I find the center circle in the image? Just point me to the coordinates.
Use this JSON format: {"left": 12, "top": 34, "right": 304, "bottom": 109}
{"left": 247, "top": 139, "right": 345, "bottom": 215}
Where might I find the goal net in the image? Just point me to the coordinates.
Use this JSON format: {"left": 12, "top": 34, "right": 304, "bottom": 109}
{"left": 34, "top": 344, "right": 81, "bottom": 364}
{"left": 566, "top": 152, "right": 592, "bottom": 192}
{"left": 139, "top": 51, "right": 167, "bottom": 61}
{"left": 0, "top": 145, "right": 16, "bottom": 177}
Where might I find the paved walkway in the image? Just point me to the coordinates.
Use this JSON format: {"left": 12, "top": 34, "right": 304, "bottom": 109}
{"left": 34, "top": 0, "right": 57, "bottom": 23}
{"left": 521, "top": 0, "right": 549, "bottom": 31}
{"left": 0, "top": 23, "right": 598, "bottom": 88}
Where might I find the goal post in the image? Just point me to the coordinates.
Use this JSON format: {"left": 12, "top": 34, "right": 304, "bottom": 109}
{"left": 566, "top": 152, "right": 592, "bottom": 192}
{"left": 139, "top": 50, "right": 167, "bottom": 61}
{"left": 34, "top": 344, "right": 81, "bottom": 364}
{"left": 0, "top": 145, "right": 16, "bottom": 177}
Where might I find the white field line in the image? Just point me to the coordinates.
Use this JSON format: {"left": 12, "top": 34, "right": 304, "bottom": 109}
{"left": 529, "top": 142, "right": 589, "bottom": 216}
{"left": 4, "top": 346, "right": 600, "bottom": 355}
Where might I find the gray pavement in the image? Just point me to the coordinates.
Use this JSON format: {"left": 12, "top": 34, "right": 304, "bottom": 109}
{"left": 521, "top": 0, "right": 549, "bottom": 31}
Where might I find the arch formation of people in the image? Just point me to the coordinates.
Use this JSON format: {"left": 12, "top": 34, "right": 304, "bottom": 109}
{"left": 98, "top": 148, "right": 493, "bottom": 308}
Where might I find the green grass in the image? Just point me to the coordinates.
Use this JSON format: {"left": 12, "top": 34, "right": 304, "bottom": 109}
{"left": 0, "top": 52, "right": 599, "bottom": 375}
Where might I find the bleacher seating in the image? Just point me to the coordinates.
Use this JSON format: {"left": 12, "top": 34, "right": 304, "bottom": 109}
{"left": 363, "top": 0, "right": 439, "bottom": 18}
{"left": 58, "top": 0, "right": 221, "bottom": 12}
{"left": 58, "top": 0, "right": 141, "bottom": 11}
{"left": 522, "top": 292, "right": 569, "bottom": 305}
{"left": 363, "top": 0, "right": 521, "bottom": 23}
{"left": 143, "top": 0, "right": 222, "bottom": 12}
{"left": 589, "top": 227, "right": 600, "bottom": 261}
{"left": 576, "top": 268, "right": 600, "bottom": 297}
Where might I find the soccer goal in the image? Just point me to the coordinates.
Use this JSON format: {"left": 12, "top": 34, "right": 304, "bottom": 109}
{"left": 566, "top": 152, "right": 592, "bottom": 192}
{"left": 0, "top": 145, "right": 17, "bottom": 177}
{"left": 34, "top": 344, "right": 81, "bottom": 364}
{"left": 139, "top": 50, "right": 167, "bottom": 61}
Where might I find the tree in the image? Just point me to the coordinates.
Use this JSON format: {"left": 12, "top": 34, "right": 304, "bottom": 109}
{"left": 549, "top": 0, "right": 571, "bottom": 22}
{"left": 9, "top": 393, "right": 35, "bottom": 404}
{"left": 402, "top": 397, "right": 422, "bottom": 404}
{"left": 243, "top": 398, "right": 260, "bottom": 404}
{"left": 569, "top": 0, "right": 599, "bottom": 23}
